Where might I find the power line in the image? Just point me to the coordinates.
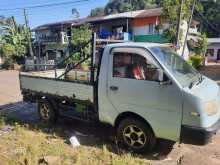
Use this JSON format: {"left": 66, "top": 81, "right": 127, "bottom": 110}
{"left": 1, "top": 7, "right": 92, "bottom": 21}
{"left": 1, "top": 2, "right": 91, "bottom": 15}
{"left": 0, "top": 0, "right": 91, "bottom": 20}
{"left": 0, "top": 0, "right": 89, "bottom": 11}
{"left": 0, "top": 1, "right": 91, "bottom": 19}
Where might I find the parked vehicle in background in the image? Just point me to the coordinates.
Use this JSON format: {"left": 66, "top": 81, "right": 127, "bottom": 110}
{"left": 19, "top": 35, "right": 220, "bottom": 153}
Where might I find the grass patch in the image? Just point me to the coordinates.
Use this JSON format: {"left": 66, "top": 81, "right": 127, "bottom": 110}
{"left": 0, "top": 117, "right": 6, "bottom": 128}
{"left": 0, "top": 117, "right": 151, "bottom": 165}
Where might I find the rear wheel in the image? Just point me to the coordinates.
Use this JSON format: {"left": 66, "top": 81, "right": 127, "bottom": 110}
{"left": 38, "top": 99, "right": 57, "bottom": 123}
{"left": 117, "top": 118, "right": 156, "bottom": 153}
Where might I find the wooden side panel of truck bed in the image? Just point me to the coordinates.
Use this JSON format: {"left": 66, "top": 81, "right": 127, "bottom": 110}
{"left": 20, "top": 74, "right": 94, "bottom": 103}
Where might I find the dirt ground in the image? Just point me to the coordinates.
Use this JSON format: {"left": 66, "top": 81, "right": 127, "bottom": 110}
{"left": 1, "top": 70, "right": 220, "bottom": 165}
{"left": 0, "top": 70, "right": 22, "bottom": 105}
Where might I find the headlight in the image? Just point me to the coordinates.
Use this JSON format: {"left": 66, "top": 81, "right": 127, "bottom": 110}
{"left": 204, "top": 101, "right": 218, "bottom": 116}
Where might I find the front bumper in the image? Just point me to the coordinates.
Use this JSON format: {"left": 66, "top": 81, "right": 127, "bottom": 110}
{"left": 180, "top": 118, "right": 220, "bottom": 145}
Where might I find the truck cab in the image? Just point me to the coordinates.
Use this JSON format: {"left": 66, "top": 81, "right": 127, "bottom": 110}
{"left": 20, "top": 42, "right": 220, "bottom": 153}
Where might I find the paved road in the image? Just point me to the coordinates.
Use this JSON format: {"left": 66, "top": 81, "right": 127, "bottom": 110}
{"left": 1, "top": 70, "right": 220, "bottom": 165}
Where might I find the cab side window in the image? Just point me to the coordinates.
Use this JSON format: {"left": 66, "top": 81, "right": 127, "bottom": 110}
{"left": 113, "top": 52, "right": 160, "bottom": 81}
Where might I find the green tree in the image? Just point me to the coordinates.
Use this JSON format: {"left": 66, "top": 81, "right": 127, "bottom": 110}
{"left": 198, "top": 0, "right": 220, "bottom": 37}
{"left": 90, "top": 7, "right": 105, "bottom": 17}
{"left": 0, "top": 17, "right": 29, "bottom": 69}
{"left": 159, "top": 0, "right": 220, "bottom": 38}
{"left": 161, "top": 0, "right": 203, "bottom": 43}
{"left": 104, "top": 0, "right": 157, "bottom": 15}
{"left": 70, "top": 24, "right": 92, "bottom": 67}
{"left": 195, "top": 33, "right": 208, "bottom": 56}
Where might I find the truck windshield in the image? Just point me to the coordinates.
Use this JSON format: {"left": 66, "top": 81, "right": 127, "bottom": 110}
{"left": 150, "top": 46, "right": 201, "bottom": 88}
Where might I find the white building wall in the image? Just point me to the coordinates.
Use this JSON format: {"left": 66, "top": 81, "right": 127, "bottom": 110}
{"left": 207, "top": 43, "right": 220, "bottom": 61}
{"left": 133, "top": 25, "right": 150, "bottom": 36}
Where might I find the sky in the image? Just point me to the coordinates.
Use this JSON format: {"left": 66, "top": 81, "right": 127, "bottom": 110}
{"left": 0, "top": 0, "right": 108, "bottom": 28}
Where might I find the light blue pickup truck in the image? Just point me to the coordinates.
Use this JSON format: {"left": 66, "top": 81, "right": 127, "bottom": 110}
{"left": 20, "top": 42, "right": 220, "bottom": 153}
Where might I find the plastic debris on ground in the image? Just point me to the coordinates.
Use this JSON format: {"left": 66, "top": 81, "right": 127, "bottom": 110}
{"left": 69, "top": 136, "right": 80, "bottom": 148}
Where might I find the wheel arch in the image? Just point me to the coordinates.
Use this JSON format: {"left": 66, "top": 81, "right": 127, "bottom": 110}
{"left": 114, "top": 111, "right": 155, "bottom": 136}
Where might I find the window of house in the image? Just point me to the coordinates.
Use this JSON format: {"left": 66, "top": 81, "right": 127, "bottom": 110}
{"left": 148, "top": 24, "right": 154, "bottom": 34}
{"left": 206, "top": 49, "right": 214, "bottom": 57}
{"left": 218, "top": 49, "right": 220, "bottom": 56}
{"left": 47, "top": 50, "right": 56, "bottom": 60}
{"left": 217, "top": 49, "right": 220, "bottom": 60}
{"left": 113, "top": 52, "right": 160, "bottom": 81}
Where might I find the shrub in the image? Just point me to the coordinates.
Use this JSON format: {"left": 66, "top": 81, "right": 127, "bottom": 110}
{"left": 188, "top": 55, "right": 204, "bottom": 69}
{"left": 0, "top": 117, "right": 5, "bottom": 128}
{"left": 2, "top": 58, "right": 14, "bottom": 69}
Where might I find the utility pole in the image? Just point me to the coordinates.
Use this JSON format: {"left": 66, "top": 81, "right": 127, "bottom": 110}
{"left": 23, "top": 8, "right": 34, "bottom": 58}
{"left": 181, "top": 0, "right": 197, "bottom": 57}
{"left": 11, "top": 16, "right": 17, "bottom": 30}
{"left": 176, "top": 0, "right": 184, "bottom": 48}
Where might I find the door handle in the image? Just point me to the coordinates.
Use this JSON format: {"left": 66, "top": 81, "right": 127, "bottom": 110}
{"left": 110, "top": 86, "right": 118, "bottom": 91}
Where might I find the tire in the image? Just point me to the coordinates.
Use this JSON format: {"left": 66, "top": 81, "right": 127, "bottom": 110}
{"left": 117, "top": 118, "right": 156, "bottom": 153}
{"left": 38, "top": 99, "right": 57, "bottom": 124}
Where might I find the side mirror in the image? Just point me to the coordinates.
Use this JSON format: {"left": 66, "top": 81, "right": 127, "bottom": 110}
{"left": 157, "top": 69, "right": 172, "bottom": 85}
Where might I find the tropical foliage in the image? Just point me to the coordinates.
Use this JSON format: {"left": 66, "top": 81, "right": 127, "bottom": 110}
{"left": 195, "top": 33, "right": 208, "bottom": 56}
{"left": 90, "top": 7, "right": 105, "bottom": 17}
{"left": 0, "top": 16, "right": 30, "bottom": 69}
{"left": 104, "top": 0, "right": 156, "bottom": 15}
{"left": 161, "top": 0, "right": 203, "bottom": 43}
{"left": 70, "top": 24, "right": 92, "bottom": 67}
{"left": 90, "top": 0, "right": 157, "bottom": 17}
{"left": 194, "top": 0, "right": 220, "bottom": 38}
{"left": 188, "top": 55, "right": 204, "bottom": 69}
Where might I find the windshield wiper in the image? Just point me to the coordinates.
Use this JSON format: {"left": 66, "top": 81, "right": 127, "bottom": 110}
{"left": 189, "top": 81, "right": 195, "bottom": 89}
{"left": 189, "top": 74, "right": 204, "bottom": 89}
{"left": 196, "top": 74, "right": 204, "bottom": 85}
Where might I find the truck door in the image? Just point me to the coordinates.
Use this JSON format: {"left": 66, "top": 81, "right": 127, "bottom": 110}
{"left": 107, "top": 47, "right": 183, "bottom": 141}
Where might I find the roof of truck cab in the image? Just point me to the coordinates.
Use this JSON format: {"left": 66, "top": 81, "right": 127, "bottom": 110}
{"left": 106, "top": 42, "right": 171, "bottom": 49}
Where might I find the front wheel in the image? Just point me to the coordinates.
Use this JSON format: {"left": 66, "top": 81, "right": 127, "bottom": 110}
{"left": 117, "top": 118, "right": 156, "bottom": 153}
{"left": 38, "top": 99, "right": 57, "bottom": 123}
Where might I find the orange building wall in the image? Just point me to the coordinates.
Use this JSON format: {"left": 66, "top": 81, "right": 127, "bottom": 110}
{"left": 133, "top": 16, "right": 160, "bottom": 27}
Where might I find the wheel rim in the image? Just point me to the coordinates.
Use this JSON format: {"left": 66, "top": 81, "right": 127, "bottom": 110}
{"left": 40, "top": 104, "right": 50, "bottom": 120}
{"left": 123, "top": 125, "right": 147, "bottom": 149}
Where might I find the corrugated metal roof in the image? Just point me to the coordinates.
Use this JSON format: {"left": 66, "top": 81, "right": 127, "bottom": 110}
{"left": 135, "top": 8, "right": 163, "bottom": 18}
{"left": 32, "top": 16, "right": 105, "bottom": 31}
{"left": 33, "top": 7, "right": 163, "bottom": 31}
